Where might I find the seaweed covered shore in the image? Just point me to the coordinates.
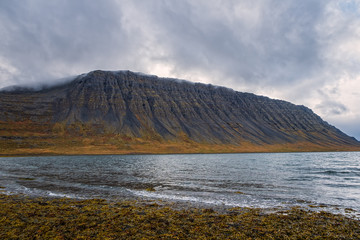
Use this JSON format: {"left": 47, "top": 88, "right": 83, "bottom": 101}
{"left": 1, "top": 194, "right": 359, "bottom": 239}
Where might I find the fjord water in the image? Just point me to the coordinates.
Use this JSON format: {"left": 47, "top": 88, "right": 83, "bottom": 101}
{"left": 0, "top": 152, "right": 359, "bottom": 213}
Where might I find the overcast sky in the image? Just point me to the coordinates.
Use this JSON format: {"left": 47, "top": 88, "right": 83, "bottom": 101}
{"left": 1, "top": 0, "right": 360, "bottom": 139}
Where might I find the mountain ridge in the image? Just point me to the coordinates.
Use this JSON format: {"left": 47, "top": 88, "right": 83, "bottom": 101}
{"left": 0, "top": 70, "right": 359, "bottom": 155}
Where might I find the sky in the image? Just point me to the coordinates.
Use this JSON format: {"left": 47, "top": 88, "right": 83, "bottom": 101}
{"left": 0, "top": 0, "right": 360, "bottom": 140}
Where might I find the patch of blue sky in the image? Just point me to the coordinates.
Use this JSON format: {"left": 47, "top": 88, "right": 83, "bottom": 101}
{"left": 338, "top": 0, "right": 360, "bottom": 15}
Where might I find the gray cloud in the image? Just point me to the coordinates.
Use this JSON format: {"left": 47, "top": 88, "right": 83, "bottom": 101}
{"left": 316, "top": 101, "right": 348, "bottom": 116}
{"left": 0, "top": 0, "right": 346, "bottom": 87}
{"left": 0, "top": 0, "right": 129, "bottom": 83}
{"left": 0, "top": 0, "right": 360, "bottom": 139}
{"left": 314, "top": 88, "right": 349, "bottom": 116}
{"left": 125, "top": 1, "right": 325, "bottom": 87}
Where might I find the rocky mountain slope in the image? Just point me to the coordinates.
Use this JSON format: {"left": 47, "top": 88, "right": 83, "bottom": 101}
{"left": 0, "top": 70, "right": 359, "bottom": 155}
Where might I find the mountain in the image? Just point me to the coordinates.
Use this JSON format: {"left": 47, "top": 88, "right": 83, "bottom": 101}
{"left": 0, "top": 70, "right": 359, "bottom": 155}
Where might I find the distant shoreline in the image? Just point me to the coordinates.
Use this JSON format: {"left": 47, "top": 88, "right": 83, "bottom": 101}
{"left": 1, "top": 148, "right": 360, "bottom": 158}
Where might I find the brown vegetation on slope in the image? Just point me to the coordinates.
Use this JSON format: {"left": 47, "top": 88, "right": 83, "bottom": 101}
{"left": 1, "top": 120, "right": 358, "bottom": 156}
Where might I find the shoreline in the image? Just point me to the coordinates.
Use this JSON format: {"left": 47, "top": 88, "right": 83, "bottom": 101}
{"left": 1, "top": 149, "right": 360, "bottom": 158}
{"left": 1, "top": 187, "right": 359, "bottom": 218}
{"left": 1, "top": 193, "right": 359, "bottom": 239}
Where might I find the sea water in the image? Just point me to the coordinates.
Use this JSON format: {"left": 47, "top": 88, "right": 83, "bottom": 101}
{"left": 0, "top": 152, "right": 359, "bottom": 214}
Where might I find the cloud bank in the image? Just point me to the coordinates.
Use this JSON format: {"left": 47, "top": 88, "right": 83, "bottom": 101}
{"left": 0, "top": 0, "right": 360, "bottom": 139}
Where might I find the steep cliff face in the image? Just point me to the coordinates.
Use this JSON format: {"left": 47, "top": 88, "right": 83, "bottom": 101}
{"left": 0, "top": 70, "right": 359, "bottom": 153}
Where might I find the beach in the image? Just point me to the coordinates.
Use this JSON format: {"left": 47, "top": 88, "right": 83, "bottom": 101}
{"left": 1, "top": 193, "right": 359, "bottom": 239}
